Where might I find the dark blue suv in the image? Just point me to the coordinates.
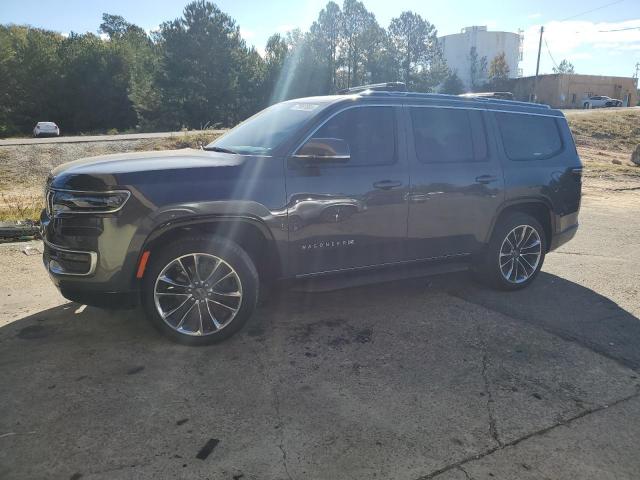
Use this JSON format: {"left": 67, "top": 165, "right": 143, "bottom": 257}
{"left": 41, "top": 83, "right": 582, "bottom": 344}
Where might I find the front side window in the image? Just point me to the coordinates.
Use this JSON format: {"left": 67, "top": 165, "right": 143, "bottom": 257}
{"left": 410, "top": 107, "right": 487, "bottom": 163}
{"left": 495, "top": 112, "right": 563, "bottom": 161}
{"left": 301, "top": 106, "right": 396, "bottom": 166}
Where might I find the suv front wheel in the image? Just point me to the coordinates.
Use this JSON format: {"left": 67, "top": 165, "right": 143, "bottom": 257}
{"left": 141, "top": 236, "right": 259, "bottom": 345}
{"left": 476, "top": 213, "right": 546, "bottom": 290}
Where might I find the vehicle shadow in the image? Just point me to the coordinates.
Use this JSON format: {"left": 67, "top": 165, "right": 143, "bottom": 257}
{"left": 431, "top": 271, "right": 640, "bottom": 371}
{"left": 2, "top": 270, "right": 638, "bottom": 369}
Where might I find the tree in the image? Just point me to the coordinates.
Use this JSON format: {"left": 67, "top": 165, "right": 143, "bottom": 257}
{"left": 309, "top": 2, "right": 342, "bottom": 92}
{"left": 57, "top": 32, "right": 137, "bottom": 132}
{"left": 388, "top": 12, "right": 437, "bottom": 86}
{"left": 487, "top": 52, "right": 510, "bottom": 90}
{"left": 100, "top": 13, "right": 162, "bottom": 130}
{"left": 340, "top": 0, "right": 378, "bottom": 88}
{"left": 0, "top": 26, "right": 64, "bottom": 135}
{"left": 155, "top": 0, "right": 260, "bottom": 129}
{"left": 553, "top": 59, "right": 575, "bottom": 74}
{"left": 0, "top": 0, "right": 457, "bottom": 135}
{"left": 263, "top": 33, "right": 288, "bottom": 102}
{"left": 468, "top": 46, "right": 487, "bottom": 90}
{"left": 440, "top": 71, "right": 464, "bottom": 95}
{"left": 99, "top": 13, "right": 146, "bottom": 39}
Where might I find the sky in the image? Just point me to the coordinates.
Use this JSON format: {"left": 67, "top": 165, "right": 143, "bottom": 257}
{"left": 1, "top": 0, "right": 639, "bottom": 78}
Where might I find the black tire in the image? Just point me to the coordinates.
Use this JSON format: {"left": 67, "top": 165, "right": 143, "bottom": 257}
{"left": 474, "top": 213, "right": 546, "bottom": 291}
{"left": 141, "top": 235, "right": 259, "bottom": 345}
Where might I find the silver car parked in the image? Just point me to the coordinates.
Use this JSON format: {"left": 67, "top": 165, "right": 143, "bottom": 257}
{"left": 33, "top": 121, "right": 60, "bottom": 137}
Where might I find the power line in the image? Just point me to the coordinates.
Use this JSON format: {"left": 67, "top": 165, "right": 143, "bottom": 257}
{"left": 596, "top": 26, "right": 640, "bottom": 32}
{"left": 569, "top": 24, "right": 640, "bottom": 33}
{"left": 558, "top": 0, "right": 626, "bottom": 22}
{"left": 544, "top": 39, "right": 560, "bottom": 70}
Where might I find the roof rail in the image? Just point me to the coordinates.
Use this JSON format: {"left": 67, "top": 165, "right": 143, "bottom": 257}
{"left": 459, "top": 91, "right": 514, "bottom": 100}
{"left": 362, "top": 90, "right": 551, "bottom": 110}
{"left": 460, "top": 95, "right": 552, "bottom": 109}
{"left": 337, "top": 82, "right": 406, "bottom": 94}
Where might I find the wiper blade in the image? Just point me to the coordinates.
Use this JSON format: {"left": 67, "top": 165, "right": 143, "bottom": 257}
{"left": 203, "top": 146, "right": 237, "bottom": 154}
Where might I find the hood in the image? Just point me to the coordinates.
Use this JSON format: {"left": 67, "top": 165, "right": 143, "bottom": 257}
{"left": 49, "top": 148, "right": 246, "bottom": 190}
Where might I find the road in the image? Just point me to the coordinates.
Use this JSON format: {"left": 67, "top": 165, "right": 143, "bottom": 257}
{"left": 0, "top": 129, "right": 224, "bottom": 146}
{"left": 0, "top": 188, "right": 639, "bottom": 479}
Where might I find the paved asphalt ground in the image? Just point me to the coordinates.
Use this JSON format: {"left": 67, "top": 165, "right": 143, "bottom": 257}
{"left": 1, "top": 191, "right": 639, "bottom": 479}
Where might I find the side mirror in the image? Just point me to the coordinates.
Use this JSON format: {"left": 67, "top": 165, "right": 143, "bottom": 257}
{"left": 291, "top": 137, "right": 350, "bottom": 165}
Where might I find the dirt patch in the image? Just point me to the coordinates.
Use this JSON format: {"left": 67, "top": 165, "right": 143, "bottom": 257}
{"left": 565, "top": 109, "right": 640, "bottom": 154}
{"left": 567, "top": 109, "right": 640, "bottom": 176}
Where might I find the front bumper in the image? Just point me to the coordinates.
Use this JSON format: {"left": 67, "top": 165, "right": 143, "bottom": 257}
{"left": 41, "top": 207, "right": 144, "bottom": 308}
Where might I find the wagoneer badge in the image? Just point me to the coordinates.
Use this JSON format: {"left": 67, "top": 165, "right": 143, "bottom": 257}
{"left": 301, "top": 239, "right": 355, "bottom": 251}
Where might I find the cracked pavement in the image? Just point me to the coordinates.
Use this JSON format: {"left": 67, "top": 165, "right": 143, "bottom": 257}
{"left": 1, "top": 191, "right": 639, "bottom": 479}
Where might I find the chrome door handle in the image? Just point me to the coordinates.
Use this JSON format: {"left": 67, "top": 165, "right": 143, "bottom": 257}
{"left": 407, "top": 193, "right": 429, "bottom": 203}
{"left": 475, "top": 175, "right": 497, "bottom": 184}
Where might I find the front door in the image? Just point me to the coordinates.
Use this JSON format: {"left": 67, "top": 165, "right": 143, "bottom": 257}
{"left": 405, "top": 105, "right": 504, "bottom": 260}
{"left": 286, "top": 105, "right": 409, "bottom": 276}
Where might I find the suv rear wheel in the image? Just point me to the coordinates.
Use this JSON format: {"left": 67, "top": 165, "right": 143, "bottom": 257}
{"left": 141, "top": 236, "right": 259, "bottom": 345}
{"left": 476, "top": 213, "right": 546, "bottom": 290}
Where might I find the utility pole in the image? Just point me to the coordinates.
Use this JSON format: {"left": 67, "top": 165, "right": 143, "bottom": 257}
{"left": 532, "top": 26, "right": 544, "bottom": 102}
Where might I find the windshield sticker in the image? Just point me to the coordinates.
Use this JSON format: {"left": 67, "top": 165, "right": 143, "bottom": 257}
{"left": 290, "top": 103, "right": 319, "bottom": 111}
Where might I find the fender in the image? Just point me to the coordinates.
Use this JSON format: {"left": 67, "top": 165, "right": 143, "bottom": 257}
{"left": 485, "top": 196, "right": 554, "bottom": 244}
{"left": 142, "top": 213, "right": 277, "bottom": 248}
{"left": 131, "top": 199, "right": 284, "bottom": 280}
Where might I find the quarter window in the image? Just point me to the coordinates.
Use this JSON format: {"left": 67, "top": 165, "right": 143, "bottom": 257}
{"left": 304, "top": 106, "right": 396, "bottom": 166}
{"left": 410, "top": 107, "right": 487, "bottom": 163}
{"left": 495, "top": 112, "right": 563, "bottom": 161}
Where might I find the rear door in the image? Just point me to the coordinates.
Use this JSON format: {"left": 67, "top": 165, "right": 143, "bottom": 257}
{"left": 285, "top": 104, "right": 409, "bottom": 276}
{"left": 405, "top": 105, "right": 504, "bottom": 260}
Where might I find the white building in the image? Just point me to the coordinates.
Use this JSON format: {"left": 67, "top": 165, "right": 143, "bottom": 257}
{"left": 439, "top": 26, "right": 523, "bottom": 90}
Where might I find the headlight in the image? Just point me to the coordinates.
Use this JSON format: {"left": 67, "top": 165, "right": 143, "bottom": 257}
{"left": 50, "top": 190, "right": 130, "bottom": 214}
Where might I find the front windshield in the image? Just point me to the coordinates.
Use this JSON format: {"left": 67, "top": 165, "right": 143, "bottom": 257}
{"left": 207, "top": 101, "right": 327, "bottom": 155}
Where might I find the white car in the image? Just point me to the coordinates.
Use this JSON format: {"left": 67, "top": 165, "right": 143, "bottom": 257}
{"left": 33, "top": 122, "right": 60, "bottom": 137}
{"left": 582, "top": 96, "right": 623, "bottom": 109}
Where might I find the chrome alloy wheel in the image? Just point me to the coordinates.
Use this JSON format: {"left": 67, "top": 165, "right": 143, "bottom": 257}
{"left": 153, "top": 253, "right": 243, "bottom": 336}
{"left": 498, "top": 225, "right": 542, "bottom": 284}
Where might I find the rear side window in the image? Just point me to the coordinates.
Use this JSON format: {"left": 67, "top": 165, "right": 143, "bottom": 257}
{"left": 410, "top": 107, "right": 487, "bottom": 163}
{"left": 309, "top": 106, "right": 396, "bottom": 166}
{"left": 495, "top": 112, "right": 563, "bottom": 161}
